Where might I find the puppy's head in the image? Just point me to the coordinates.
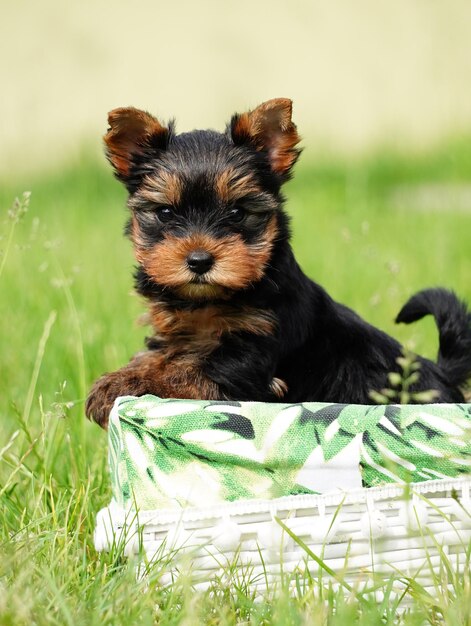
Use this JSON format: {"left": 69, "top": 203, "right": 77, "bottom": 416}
{"left": 105, "top": 99, "right": 301, "bottom": 301}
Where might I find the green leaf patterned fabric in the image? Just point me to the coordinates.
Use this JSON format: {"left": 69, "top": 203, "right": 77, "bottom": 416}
{"left": 108, "top": 396, "right": 471, "bottom": 511}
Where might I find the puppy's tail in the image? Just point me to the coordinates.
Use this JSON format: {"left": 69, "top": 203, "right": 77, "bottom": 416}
{"left": 396, "top": 288, "right": 471, "bottom": 388}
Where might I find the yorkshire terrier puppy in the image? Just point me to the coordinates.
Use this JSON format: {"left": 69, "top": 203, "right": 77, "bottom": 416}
{"left": 86, "top": 98, "right": 471, "bottom": 428}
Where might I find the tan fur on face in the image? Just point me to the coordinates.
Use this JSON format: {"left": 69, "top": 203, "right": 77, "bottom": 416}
{"left": 175, "top": 283, "right": 229, "bottom": 300}
{"left": 141, "top": 170, "right": 182, "bottom": 206}
{"left": 215, "top": 169, "right": 260, "bottom": 203}
{"left": 134, "top": 216, "right": 278, "bottom": 298}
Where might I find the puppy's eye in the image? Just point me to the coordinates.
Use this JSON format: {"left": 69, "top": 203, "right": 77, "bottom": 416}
{"left": 228, "top": 206, "right": 246, "bottom": 223}
{"left": 156, "top": 206, "right": 174, "bottom": 223}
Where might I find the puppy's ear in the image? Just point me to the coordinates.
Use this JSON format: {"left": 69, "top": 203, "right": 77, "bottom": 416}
{"left": 104, "top": 107, "right": 171, "bottom": 190}
{"left": 230, "top": 98, "right": 301, "bottom": 180}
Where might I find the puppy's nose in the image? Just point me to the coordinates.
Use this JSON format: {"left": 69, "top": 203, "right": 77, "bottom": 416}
{"left": 186, "top": 250, "right": 214, "bottom": 275}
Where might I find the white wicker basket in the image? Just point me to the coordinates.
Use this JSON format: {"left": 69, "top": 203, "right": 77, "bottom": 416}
{"left": 95, "top": 476, "right": 471, "bottom": 595}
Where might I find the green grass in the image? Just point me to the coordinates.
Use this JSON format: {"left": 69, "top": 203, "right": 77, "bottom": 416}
{"left": 1, "top": 140, "right": 471, "bottom": 625}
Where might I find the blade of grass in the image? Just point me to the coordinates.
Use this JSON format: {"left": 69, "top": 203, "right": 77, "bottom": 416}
{"left": 274, "top": 516, "right": 372, "bottom": 608}
{"left": 23, "top": 310, "right": 57, "bottom": 424}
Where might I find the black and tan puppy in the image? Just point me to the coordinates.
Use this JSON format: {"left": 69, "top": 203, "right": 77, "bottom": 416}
{"left": 86, "top": 99, "right": 471, "bottom": 428}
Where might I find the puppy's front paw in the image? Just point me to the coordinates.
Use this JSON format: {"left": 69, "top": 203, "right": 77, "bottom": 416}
{"left": 86, "top": 364, "right": 154, "bottom": 429}
{"left": 85, "top": 371, "right": 124, "bottom": 429}
{"left": 270, "top": 377, "right": 288, "bottom": 399}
